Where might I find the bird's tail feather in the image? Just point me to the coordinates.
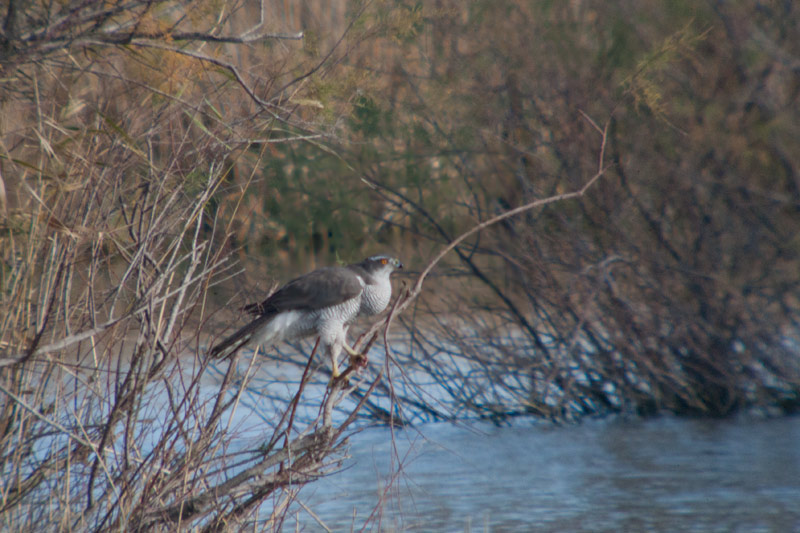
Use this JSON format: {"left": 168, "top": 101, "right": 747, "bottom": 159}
{"left": 209, "top": 315, "right": 271, "bottom": 359}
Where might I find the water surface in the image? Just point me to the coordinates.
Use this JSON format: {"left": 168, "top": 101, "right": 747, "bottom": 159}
{"left": 295, "top": 416, "right": 800, "bottom": 532}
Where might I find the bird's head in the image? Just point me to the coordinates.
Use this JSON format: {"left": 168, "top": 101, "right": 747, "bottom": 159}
{"left": 359, "top": 254, "right": 403, "bottom": 278}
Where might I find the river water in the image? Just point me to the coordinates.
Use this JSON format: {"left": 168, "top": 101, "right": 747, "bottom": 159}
{"left": 292, "top": 415, "right": 800, "bottom": 532}
{"left": 35, "top": 346, "right": 799, "bottom": 531}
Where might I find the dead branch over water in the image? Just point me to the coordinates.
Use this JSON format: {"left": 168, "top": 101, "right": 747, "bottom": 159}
{"left": 0, "top": 1, "right": 376, "bottom": 529}
{"left": 339, "top": 2, "right": 800, "bottom": 423}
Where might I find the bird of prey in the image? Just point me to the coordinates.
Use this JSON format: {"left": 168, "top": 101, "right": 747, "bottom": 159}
{"left": 209, "top": 255, "right": 403, "bottom": 379}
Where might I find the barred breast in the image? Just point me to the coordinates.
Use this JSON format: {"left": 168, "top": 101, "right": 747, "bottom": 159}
{"left": 359, "top": 279, "right": 392, "bottom": 316}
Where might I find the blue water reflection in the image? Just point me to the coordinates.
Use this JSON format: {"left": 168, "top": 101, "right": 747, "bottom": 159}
{"left": 296, "top": 416, "right": 800, "bottom": 531}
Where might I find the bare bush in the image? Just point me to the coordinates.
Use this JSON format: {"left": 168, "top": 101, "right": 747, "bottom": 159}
{"left": 336, "top": 1, "right": 800, "bottom": 421}
{"left": 0, "top": 1, "right": 400, "bottom": 530}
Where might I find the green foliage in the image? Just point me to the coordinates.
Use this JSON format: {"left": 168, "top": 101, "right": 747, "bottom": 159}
{"left": 251, "top": 141, "right": 371, "bottom": 259}
{"left": 621, "top": 22, "right": 709, "bottom": 121}
{"left": 392, "top": 1, "right": 424, "bottom": 43}
{"left": 350, "top": 93, "right": 391, "bottom": 137}
{"left": 601, "top": 18, "right": 639, "bottom": 70}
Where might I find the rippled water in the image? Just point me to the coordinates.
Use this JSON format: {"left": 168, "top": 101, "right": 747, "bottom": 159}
{"left": 292, "top": 416, "right": 800, "bottom": 532}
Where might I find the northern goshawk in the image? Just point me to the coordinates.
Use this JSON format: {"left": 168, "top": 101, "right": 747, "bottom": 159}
{"left": 209, "top": 255, "right": 403, "bottom": 378}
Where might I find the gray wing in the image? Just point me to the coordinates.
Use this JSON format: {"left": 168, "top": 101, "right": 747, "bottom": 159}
{"left": 243, "top": 266, "right": 363, "bottom": 316}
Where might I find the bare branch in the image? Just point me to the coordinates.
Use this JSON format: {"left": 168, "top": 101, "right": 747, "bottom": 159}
{"left": 360, "top": 141, "right": 611, "bottom": 345}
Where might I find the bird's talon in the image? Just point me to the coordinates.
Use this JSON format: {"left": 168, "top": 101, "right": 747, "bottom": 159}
{"left": 350, "top": 353, "right": 368, "bottom": 369}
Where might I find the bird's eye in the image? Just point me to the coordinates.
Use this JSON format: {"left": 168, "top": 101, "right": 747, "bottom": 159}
{"left": 380, "top": 258, "right": 387, "bottom": 265}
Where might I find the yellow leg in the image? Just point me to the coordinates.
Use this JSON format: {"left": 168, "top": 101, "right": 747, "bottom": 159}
{"left": 342, "top": 343, "right": 361, "bottom": 357}
{"left": 329, "top": 344, "right": 361, "bottom": 386}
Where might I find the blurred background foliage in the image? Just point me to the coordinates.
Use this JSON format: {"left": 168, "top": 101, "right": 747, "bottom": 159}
{"left": 2, "top": 0, "right": 800, "bottom": 418}
{"left": 236, "top": 0, "right": 800, "bottom": 418}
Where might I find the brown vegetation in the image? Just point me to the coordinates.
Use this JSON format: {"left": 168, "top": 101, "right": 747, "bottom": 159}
{"left": 2, "top": 0, "right": 799, "bottom": 530}
{"left": 0, "top": 1, "right": 395, "bottom": 530}
{"left": 347, "top": 1, "right": 800, "bottom": 421}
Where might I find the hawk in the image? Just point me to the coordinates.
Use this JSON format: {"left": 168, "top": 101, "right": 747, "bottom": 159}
{"left": 209, "top": 255, "right": 403, "bottom": 378}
